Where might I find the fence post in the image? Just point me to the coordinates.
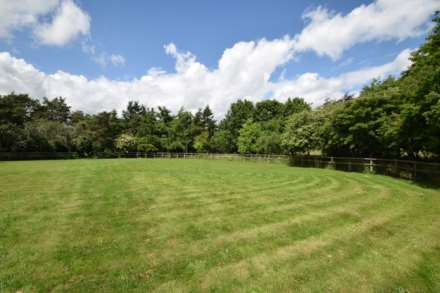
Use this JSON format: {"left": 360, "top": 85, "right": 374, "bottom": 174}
{"left": 413, "top": 162, "right": 417, "bottom": 179}
{"left": 369, "top": 159, "right": 374, "bottom": 173}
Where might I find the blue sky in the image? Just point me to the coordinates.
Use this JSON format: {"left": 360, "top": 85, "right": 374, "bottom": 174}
{"left": 0, "top": 0, "right": 438, "bottom": 116}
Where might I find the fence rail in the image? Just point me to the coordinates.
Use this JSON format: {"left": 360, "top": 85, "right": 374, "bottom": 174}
{"left": 1, "top": 152, "right": 439, "bottom": 183}
{"left": 287, "top": 155, "right": 440, "bottom": 183}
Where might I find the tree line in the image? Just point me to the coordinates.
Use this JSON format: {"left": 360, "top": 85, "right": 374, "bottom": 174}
{"left": 1, "top": 15, "right": 439, "bottom": 160}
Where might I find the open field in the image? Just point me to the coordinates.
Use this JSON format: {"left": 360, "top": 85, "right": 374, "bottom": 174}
{"left": 0, "top": 159, "right": 439, "bottom": 292}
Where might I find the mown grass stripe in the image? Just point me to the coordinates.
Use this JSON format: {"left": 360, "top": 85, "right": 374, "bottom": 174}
{"left": 0, "top": 159, "right": 438, "bottom": 292}
{"left": 149, "top": 175, "right": 311, "bottom": 211}
{"left": 144, "top": 174, "right": 383, "bottom": 239}
{"left": 198, "top": 209, "right": 407, "bottom": 290}
{"left": 140, "top": 178, "right": 408, "bottom": 290}
{"left": 256, "top": 207, "right": 440, "bottom": 292}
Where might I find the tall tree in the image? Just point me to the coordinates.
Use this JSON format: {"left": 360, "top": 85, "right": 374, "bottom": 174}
{"left": 169, "top": 109, "right": 193, "bottom": 152}
{"left": 283, "top": 97, "right": 311, "bottom": 118}
{"left": 122, "top": 101, "right": 146, "bottom": 135}
{"left": 237, "top": 119, "right": 262, "bottom": 154}
{"left": 0, "top": 93, "right": 36, "bottom": 126}
{"left": 397, "top": 12, "right": 440, "bottom": 157}
{"left": 254, "top": 99, "right": 283, "bottom": 122}
{"left": 210, "top": 130, "right": 234, "bottom": 153}
{"left": 156, "top": 106, "right": 173, "bottom": 150}
{"left": 91, "top": 111, "right": 122, "bottom": 151}
{"left": 33, "top": 97, "right": 71, "bottom": 123}
{"left": 202, "top": 106, "right": 216, "bottom": 138}
{"left": 282, "top": 111, "right": 323, "bottom": 155}
{"left": 221, "top": 99, "right": 255, "bottom": 151}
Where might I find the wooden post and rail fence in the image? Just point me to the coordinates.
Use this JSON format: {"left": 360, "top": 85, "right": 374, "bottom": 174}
{"left": 1, "top": 152, "right": 439, "bottom": 183}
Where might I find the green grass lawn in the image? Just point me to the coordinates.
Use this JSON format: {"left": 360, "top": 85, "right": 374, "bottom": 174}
{"left": 1, "top": 159, "right": 439, "bottom": 292}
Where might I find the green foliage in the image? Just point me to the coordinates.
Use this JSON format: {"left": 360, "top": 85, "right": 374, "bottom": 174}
{"left": 283, "top": 97, "right": 311, "bottom": 117}
{"left": 317, "top": 14, "right": 440, "bottom": 159}
{"left": 90, "top": 111, "right": 123, "bottom": 151}
{"left": 115, "top": 133, "right": 137, "bottom": 153}
{"left": 254, "top": 99, "right": 284, "bottom": 122}
{"left": 20, "top": 120, "right": 73, "bottom": 152}
{"left": 0, "top": 16, "right": 439, "bottom": 158}
{"left": 122, "top": 101, "right": 146, "bottom": 135}
{"left": 0, "top": 123, "right": 25, "bottom": 151}
{"left": 220, "top": 99, "right": 255, "bottom": 151}
{"left": 32, "top": 97, "right": 71, "bottom": 122}
{"left": 282, "top": 110, "right": 322, "bottom": 154}
{"left": 327, "top": 89, "right": 401, "bottom": 157}
{"left": 170, "top": 109, "right": 193, "bottom": 152}
{"left": 0, "top": 93, "right": 326, "bottom": 156}
{"left": 256, "top": 131, "right": 282, "bottom": 154}
{"left": 194, "top": 131, "right": 210, "bottom": 153}
{"left": 210, "top": 129, "right": 234, "bottom": 153}
{"left": 0, "top": 93, "right": 36, "bottom": 126}
{"left": 237, "top": 119, "right": 262, "bottom": 154}
{"left": 136, "top": 136, "right": 158, "bottom": 152}
{"left": 202, "top": 106, "right": 216, "bottom": 138}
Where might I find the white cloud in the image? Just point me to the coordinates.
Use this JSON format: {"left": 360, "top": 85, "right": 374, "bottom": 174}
{"left": 80, "top": 40, "right": 95, "bottom": 55}
{"left": 81, "top": 41, "right": 126, "bottom": 67}
{"left": 33, "top": 0, "right": 90, "bottom": 46}
{"left": 294, "top": 0, "right": 440, "bottom": 59}
{"left": 110, "top": 54, "right": 125, "bottom": 66}
{"left": 0, "top": 0, "right": 435, "bottom": 117}
{"left": 0, "top": 0, "right": 121, "bottom": 65}
{"left": 0, "top": 0, "right": 59, "bottom": 39}
{"left": 0, "top": 0, "right": 90, "bottom": 46}
{"left": 164, "top": 43, "right": 197, "bottom": 73}
{"left": 0, "top": 45, "right": 412, "bottom": 118}
{"left": 270, "top": 49, "right": 413, "bottom": 104}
